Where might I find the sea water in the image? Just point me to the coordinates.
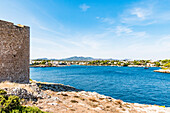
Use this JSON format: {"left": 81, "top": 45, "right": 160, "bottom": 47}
{"left": 30, "top": 65, "right": 170, "bottom": 106}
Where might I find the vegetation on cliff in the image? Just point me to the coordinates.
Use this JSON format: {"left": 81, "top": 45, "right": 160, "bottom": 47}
{"left": 161, "top": 59, "right": 170, "bottom": 69}
{"left": 0, "top": 89, "right": 46, "bottom": 113}
{"left": 0, "top": 81, "right": 169, "bottom": 113}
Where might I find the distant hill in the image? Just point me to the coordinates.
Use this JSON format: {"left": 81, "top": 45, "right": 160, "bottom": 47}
{"left": 32, "top": 56, "right": 122, "bottom": 61}
{"left": 32, "top": 58, "right": 48, "bottom": 60}
{"left": 61, "top": 56, "right": 95, "bottom": 61}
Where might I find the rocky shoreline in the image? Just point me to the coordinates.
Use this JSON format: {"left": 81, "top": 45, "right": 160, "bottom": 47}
{"left": 0, "top": 81, "right": 169, "bottom": 113}
{"left": 30, "top": 65, "right": 70, "bottom": 67}
{"left": 154, "top": 69, "right": 170, "bottom": 73}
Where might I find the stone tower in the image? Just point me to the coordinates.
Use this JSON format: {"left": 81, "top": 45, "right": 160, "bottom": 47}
{"left": 0, "top": 20, "right": 30, "bottom": 83}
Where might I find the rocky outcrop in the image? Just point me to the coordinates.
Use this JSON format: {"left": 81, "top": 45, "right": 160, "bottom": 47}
{"left": 0, "top": 81, "right": 169, "bottom": 113}
{"left": 36, "top": 81, "right": 82, "bottom": 92}
{"left": 154, "top": 69, "right": 170, "bottom": 73}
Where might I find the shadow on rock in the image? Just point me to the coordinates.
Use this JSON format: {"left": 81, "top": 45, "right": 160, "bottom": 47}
{"left": 36, "top": 82, "right": 83, "bottom": 92}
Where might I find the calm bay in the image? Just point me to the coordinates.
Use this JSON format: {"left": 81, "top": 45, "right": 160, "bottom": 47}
{"left": 30, "top": 65, "right": 170, "bottom": 107}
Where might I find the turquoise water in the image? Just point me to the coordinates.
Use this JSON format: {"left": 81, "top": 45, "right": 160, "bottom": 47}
{"left": 30, "top": 65, "right": 170, "bottom": 107}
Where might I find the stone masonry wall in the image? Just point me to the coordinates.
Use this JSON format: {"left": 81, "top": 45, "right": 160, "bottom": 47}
{"left": 0, "top": 20, "right": 30, "bottom": 83}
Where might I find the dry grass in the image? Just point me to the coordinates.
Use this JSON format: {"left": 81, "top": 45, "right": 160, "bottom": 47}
{"left": 88, "top": 101, "right": 99, "bottom": 108}
{"left": 79, "top": 97, "right": 86, "bottom": 101}
{"left": 115, "top": 100, "right": 123, "bottom": 105}
{"left": 74, "top": 95, "right": 80, "bottom": 98}
{"left": 70, "top": 100, "right": 78, "bottom": 103}
{"left": 88, "top": 97, "right": 99, "bottom": 103}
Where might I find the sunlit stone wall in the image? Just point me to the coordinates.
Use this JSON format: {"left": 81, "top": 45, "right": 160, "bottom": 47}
{"left": 0, "top": 20, "right": 30, "bottom": 83}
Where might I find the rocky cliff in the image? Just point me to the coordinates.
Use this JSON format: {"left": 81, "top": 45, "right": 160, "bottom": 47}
{"left": 0, "top": 81, "right": 169, "bottom": 113}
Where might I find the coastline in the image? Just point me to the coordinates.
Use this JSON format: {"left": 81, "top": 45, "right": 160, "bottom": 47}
{"left": 154, "top": 69, "right": 170, "bottom": 73}
{"left": 0, "top": 80, "right": 169, "bottom": 113}
{"left": 30, "top": 64, "right": 159, "bottom": 68}
{"left": 30, "top": 65, "right": 70, "bottom": 67}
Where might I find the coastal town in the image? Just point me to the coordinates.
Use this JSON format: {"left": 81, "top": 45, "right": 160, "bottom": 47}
{"left": 30, "top": 58, "right": 169, "bottom": 67}
{"left": 30, "top": 58, "right": 170, "bottom": 73}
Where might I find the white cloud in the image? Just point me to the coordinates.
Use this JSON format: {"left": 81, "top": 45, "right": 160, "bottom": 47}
{"left": 105, "top": 26, "right": 148, "bottom": 39}
{"left": 79, "top": 4, "right": 90, "bottom": 12}
{"left": 124, "top": 35, "right": 170, "bottom": 59}
{"left": 120, "top": 0, "right": 156, "bottom": 25}
{"left": 31, "top": 38, "right": 67, "bottom": 49}
{"left": 121, "top": 7, "right": 153, "bottom": 25}
{"left": 96, "top": 17, "right": 114, "bottom": 24}
{"left": 157, "top": 35, "right": 170, "bottom": 48}
{"left": 3, "top": 0, "right": 170, "bottom": 60}
{"left": 131, "top": 8, "right": 152, "bottom": 20}
{"left": 82, "top": 39, "right": 100, "bottom": 49}
{"left": 115, "top": 26, "right": 132, "bottom": 35}
{"left": 120, "top": 1, "right": 170, "bottom": 26}
{"left": 62, "top": 35, "right": 102, "bottom": 49}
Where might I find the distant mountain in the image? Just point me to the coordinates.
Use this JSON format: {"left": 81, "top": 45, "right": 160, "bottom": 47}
{"left": 32, "top": 58, "right": 48, "bottom": 60}
{"left": 61, "top": 56, "right": 95, "bottom": 61}
{"left": 32, "top": 56, "right": 120, "bottom": 61}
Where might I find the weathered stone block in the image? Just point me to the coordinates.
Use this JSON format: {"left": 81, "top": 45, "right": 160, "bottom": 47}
{"left": 0, "top": 20, "right": 30, "bottom": 83}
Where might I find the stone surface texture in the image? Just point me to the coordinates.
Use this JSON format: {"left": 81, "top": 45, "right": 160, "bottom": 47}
{"left": 0, "top": 81, "right": 170, "bottom": 113}
{"left": 0, "top": 20, "right": 30, "bottom": 83}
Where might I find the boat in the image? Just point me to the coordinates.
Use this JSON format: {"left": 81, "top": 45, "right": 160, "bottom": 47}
{"left": 144, "top": 67, "right": 149, "bottom": 69}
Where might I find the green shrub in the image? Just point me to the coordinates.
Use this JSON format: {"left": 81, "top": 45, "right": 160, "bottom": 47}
{"left": 0, "top": 89, "right": 7, "bottom": 95}
{"left": 0, "top": 95, "right": 20, "bottom": 112}
{"left": 0, "top": 89, "right": 47, "bottom": 113}
{"left": 9, "top": 106, "right": 46, "bottom": 113}
{"left": 164, "top": 63, "right": 170, "bottom": 68}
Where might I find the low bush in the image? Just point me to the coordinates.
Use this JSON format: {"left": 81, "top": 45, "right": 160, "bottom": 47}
{"left": 0, "top": 95, "right": 20, "bottom": 112}
{"left": 0, "top": 89, "right": 7, "bottom": 95}
{"left": 164, "top": 63, "right": 170, "bottom": 68}
{"left": 0, "top": 89, "right": 47, "bottom": 113}
{"left": 6, "top": 106, "right": 46, "bottom": 113}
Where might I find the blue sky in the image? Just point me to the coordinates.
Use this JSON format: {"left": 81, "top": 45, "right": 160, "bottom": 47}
{"left": 0, "top": 0, "right": 170, "bottom": 60}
